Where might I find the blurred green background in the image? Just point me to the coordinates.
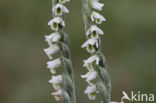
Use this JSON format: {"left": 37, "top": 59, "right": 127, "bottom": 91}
{"left": 0, "top": 0, "right": 156, "bottom": 103}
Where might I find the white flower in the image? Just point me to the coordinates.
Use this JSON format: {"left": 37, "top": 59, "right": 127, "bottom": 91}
{"left": 84, "top": 84, "right": 97, "bottom": 100}
{"left": 86, "top": 25, "right": 104, "bottom": 39}
{"left": 91, "top": 11, "right": 106, "bottom": 24}
{"left": 47, "top": 58, "right": 61, "bottom": 74}
{"left": 90, "top": 0, "right": 104, "bottom": 11}
{"left": 52, "top": 3, "right": 69, "bottom": 16}
{"left": 52, "top": 89, "right": 62, "bottom": 101}
{"left": 59, "top": 0, "right": 70, "bottom": 4}
{"left": 81, "top": 70, "right": 97, "bottom": 84}
{"left": 44, "top": 44, "right": 59, "bottom": 59}
{"left": 49, "top": 75, "right": 62, "bottom": 90}
{"left": 83, "top": 55, "right": 100, "bottom": 70}
{"left": 48, "top": 17, "right": 65, "bottom": 31}
{"left": 45, "top": 32, "right": 61, "bottom": 45}
{"left": 81, "top": 38, "right": 98, "bottom": 53}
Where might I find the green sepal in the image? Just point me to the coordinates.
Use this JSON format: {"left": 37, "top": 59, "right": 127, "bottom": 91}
{"left": 59, "top": 30, "right": 69, "bottom": 45}
{"left": 97, "top": 82, "right": 110, "bottom": 103}
{"left": 96, "top": 51, "right": 107, "bottom": 69}
{"left": 62, "top": 89, "right": 71, "bottom": 103}
{"left": 58, "top": 42, "right": 71, "bottom": 59}
{"left": 60, "top": 57, "right": 73, "bottom": 76}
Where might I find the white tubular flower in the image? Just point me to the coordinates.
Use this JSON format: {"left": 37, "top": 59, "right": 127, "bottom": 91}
{"left": 86, "top": 25, "right": 104, "bottom": 39}
{"left": 45, "top": 32, "right": 61, "bottom": 45}
{"left": 81, "top": 38, "right": 98, "bottom": 53}
{"left": 91, "top": 11, "right": 106, "bottom": 24}
{"left": 48, "top": 17, "right": 65, "bottom": 31}
{"left": 59, "top": 0, "right": 70, "bottom": 4}
{"left": 49, "top": 75, "right": 62, "bottom": 90}
{"left": 52, "top": 3, "right": 69, "bottom": 16}
{"left": 52, "top": 89, "right": 62, "bottom": 101}
{"left": 47, "top": 58, "right": 61, "bottom": 74}
{"left": 44, "top": 44, "right": 59, "bottom": 59}
{"left": 90, "top": 0, "right": 104, "bottom": 11}
{"left": 84, "top": 84, "right": 97, "bottom": 100}
{"left": 81, "top": 70, "right": 97, "bottom": 84}
{"left": 83, "top": 55, "right": 100, "bottom": 70}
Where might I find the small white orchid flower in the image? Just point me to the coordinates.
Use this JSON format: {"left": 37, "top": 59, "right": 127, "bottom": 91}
{"left": 47, "top": 58, "right": 61, "bottom": 74}
{"left": 81, "top": 38, "right": 98, "bottom": 53}
{"left": 86, "top": 25, "right": 104, "bottom": 39}
{"left": 44, "top": 44, "right": 59, "bottom": 59}
{"left": 45, "top": 32, "right": 61, "bottom": 45}
{"left": 52, "top": 89, "right": 62, "bottom": 101}
{"left": 52, "top": 3, "right": 69, "bottom": 16}
{"left": 83, "top": 55, "right": 100, "bottom": 70}
{"left": 48, "top": 17, "right": 65, "bottom": 31}
{"left": 49, "top": 75, "right": 62, "bottom": 90}
{"left": 59, "top": 0, "right": 70, "bottom": 4}
{"left": 91, "top": 11, "right": 106, "bottom": 24}
{"left": 84, "top": 84, "right": 97, "bottom": 100}
{"left": 81, "top": 70, "right": 97, "bottom": 84}
{"left": 90, "top": 0, "right": 104, "bottom": 11}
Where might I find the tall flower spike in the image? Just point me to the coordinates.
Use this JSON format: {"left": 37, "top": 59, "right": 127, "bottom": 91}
{"left": 44, "top": 0, "right": 76, "bottom": 103}
{"left": 81, "top": 0, "right": 111, "bottom": 103}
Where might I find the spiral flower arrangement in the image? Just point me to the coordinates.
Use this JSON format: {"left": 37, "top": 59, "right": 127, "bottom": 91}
{"left": 44, "top": 0, "right": 76, "bottom": 103}
{"left": 81, "top": 0, "right": 111, "bottom": 103}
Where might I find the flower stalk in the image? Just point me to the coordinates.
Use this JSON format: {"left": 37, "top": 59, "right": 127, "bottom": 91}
{"left": 44, "top": 0, "right": 76, "bottom": 103}
{"left": 81, "top": 0, "right": 111, "bottom": 103}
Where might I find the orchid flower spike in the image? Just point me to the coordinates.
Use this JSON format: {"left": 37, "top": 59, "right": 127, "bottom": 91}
{"left": 90, "top": 0, "right": 104, "bottom": 11}
{"left": 52, "top": 89, "right": 62, "bottom": 101}
{"left": 47, "top": 58, "right": 61, "bottom": 74}
{"left": 45, "top": 32, "right": 61, "bottom": 45}
{"left": 49, "top": 75, "right": 62, "bottom": 90}
{"left": 48, "top": 17, "right": 65, "bottom": 31}
{"left": 91, "top": 11, "right": 106, "bottom": 24}
{"left": 44, "top": 44, "right": 59, "bottom": 59}
{"left": 81, "top": 38, "right": 98, "bottom": 53}
{"left": 84, "top": 84, "right": 98, "bottom": 100}
{"left": 86, "top": 25, "right": 104, "bottom": 39}
{"left": 59, "top": 0, "right": 70, "bottom": 4}
{"left": 52, "top": 3, "right": 69, "bottom": 16}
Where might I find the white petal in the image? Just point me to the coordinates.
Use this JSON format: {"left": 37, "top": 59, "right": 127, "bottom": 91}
{"left": 62, "top": 5, "right": 69, "bottom": 13}
{"left": 84, "top": 84, "right": 96, "bottom": 94}
{"left": 45, "top": 32, "right": 61, "bottom": 45}
{"left": 52, "top": 89, "right": 62, "bottom": 101}
{"left": 44, "top": 44, "right": 59, "bottom": 59}
{"left": 83, "top": 55, "right": 100, "bottom": 68}
{"left": 86, "top": 71, "right": 97, "bottom": 82}
{"left": 52, "top": 4, "right": 69, "bottom": 16}
{"left": 52, "top": 89, "right": 62, "bottom": 95}
{"left": 48, "top": 17, "right": 65, "bottom": 31}
{"left": 86, "top": 25, "right": 104, "bottom": 36}
{"left": 49, "top": 75, "right": 62, "bottom": 84}
{"left": 81, "top": 38, "right": 97, "bottom": 48}
{"left": 81, "top": 70, "right": 97, "bottom": 82}
{"left": 91, "top": 0, "right": 104, "bottom": 11}
{"left": 91, "top": 11, "right": 106, "bottom": 24}
{"left": 59, "top": 0, "right": 70, "bottom": 4}
{"left": 47, "top": 58, "right": 61, "bottom": 74}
